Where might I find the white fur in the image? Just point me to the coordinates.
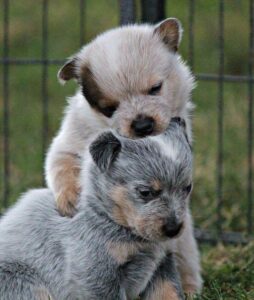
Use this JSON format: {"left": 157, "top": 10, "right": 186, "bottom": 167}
{"left": 152, "top": 135, "right": 178, "bottom": 162}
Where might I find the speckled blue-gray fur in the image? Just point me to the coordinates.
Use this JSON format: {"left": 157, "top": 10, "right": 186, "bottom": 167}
{"left": 0, "top": 119, "right": 194, "bottom": 300}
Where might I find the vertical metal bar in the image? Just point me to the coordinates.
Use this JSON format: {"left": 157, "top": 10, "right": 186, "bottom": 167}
{"left": 42, "top": 0, "right": 48, "bottom": 183}
{"left": 80, "top": 0, "right": 85, "bottom": 47}
{"left": 217, "top": 0, "right": 224, "bottom": 238}
{"left": 141, "top": 0, "right": 165, "bottom": 23}
{"left": 247, "top": 0, "right": 254, "bottom": 235}
{"left": 188, "top": 0, "right": 195, "bottom": 70}
{"left": 3, "top": 0, "right": 10, "bottom": 209}
{"left": 119, "top": 0, "right": 136, "bottom": 25}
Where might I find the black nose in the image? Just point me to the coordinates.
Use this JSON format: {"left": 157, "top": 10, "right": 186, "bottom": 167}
{"left": 162, "top": 221, "right": 183, "bottom": 238}
{"left": 131, "top": 116, "right": 155, "bottom": 137}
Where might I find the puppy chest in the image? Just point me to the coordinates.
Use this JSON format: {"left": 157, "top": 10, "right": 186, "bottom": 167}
{"left": 108, "top": 241, "right": 166, "bottom": 296}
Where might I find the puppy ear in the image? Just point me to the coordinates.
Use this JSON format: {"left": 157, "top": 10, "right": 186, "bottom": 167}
{"left": 167, "top": 117, "right": 191, "bottom": 148}
{"left": 154, "top": 18, "right": 183, "bottom": 52}
{"left": 89, "top": 132, "right": 122, "bottom": 172}
{"left": 164, "top": 117, "right": 186, "bottom": 136}
{"left": 171, "top": 117, "right": 186, "bottom": 129}
{"left": 57, "top": 58, "right": 78, "bottom": 84}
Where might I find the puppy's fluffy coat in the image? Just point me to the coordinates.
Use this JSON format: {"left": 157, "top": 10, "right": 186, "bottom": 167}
{"left": 0, "top": 120, "right": 192, "bottom": 299}
{"left": 45, "top": 18, "right": 201, "bottom": 293}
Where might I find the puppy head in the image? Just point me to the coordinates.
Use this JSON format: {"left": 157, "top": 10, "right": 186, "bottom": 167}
{"left": 88, "top": 117, "right": 192, "bottom": 241}
{"left": 58, "top": 18, "right": 194, "bottom": 138}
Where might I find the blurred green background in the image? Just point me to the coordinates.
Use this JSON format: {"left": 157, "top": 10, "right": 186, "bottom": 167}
{"left": 0, "top": 0, "right": 252, "bottom": 235}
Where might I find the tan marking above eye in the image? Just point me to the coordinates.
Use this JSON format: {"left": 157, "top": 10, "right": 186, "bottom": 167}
{"left": 151, "top": 179, "right": 162, "bottom": 191}
{"left": 111, "top": 186, "right": 138, "bottom": 228}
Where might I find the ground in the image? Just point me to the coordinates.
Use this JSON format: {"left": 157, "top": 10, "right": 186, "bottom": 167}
{"left": 198, "top": 242, "right": 254, "bottom": 300}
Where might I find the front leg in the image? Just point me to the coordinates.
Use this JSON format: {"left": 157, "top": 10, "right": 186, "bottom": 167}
{"left": 175, "top": 209, "right": 203, "bottom": 296}
{"left": 120, "top": 248, "right": 160, "bottom": 300}
{"left": 45, "top": 150, "right": 81, "bottom": 217}
{"left": 140, "top": 253, "right": 184, "bottom": 300}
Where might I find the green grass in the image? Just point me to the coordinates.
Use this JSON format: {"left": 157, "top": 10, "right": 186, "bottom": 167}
{"left": 198, "top": 242, "right": 254, "bottom": 299}
{"left": 0, "top": 1, "right": 253, "bottom": 298}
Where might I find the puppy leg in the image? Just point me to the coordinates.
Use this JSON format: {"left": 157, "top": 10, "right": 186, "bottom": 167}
{"left": 121, "top": 249, "right": 160, "bottom": 299}
{"left": 140, "top": 253, "right": 184, "bottom": 300}
{"left": 175, "top": 209, "right": 203, "bottom": 296}
{"left": 46, "top": 152, "right": 81, "bottom": 217}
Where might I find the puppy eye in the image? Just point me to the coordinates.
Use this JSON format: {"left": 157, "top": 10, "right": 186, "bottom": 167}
{"left": 148, "top": 82, "right": 162, "bottom": 96}
{"left": 100, "top": 105, "right": 118, "bottom": 118}
{"left": 182, "top": 184, "right": 192, "bottom": 194}
{"left": 137, "top": 187, "right": 161, "bottom": 201}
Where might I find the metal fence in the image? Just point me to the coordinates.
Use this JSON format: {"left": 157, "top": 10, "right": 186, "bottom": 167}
{"left": 1, "top": 0, "right": 253, "bottom": 245}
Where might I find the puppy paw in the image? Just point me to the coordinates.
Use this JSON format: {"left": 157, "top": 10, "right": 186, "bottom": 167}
{"left": 184, "top": 285, "right": 198, "bottom": 299}
{"left": 182, "top": 274, "right": 203, "bottom": 297}
{"left": 56, "top": 187, "right": 80, "bottom": 217}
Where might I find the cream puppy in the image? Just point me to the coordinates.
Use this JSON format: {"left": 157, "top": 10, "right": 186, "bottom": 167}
{"left": 45, "top": 18, "right": 202, "bottom": 294}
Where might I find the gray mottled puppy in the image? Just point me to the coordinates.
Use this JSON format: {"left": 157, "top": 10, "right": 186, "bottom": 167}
{"left": 0, "top": 118, "right": 194, "bottom": 300}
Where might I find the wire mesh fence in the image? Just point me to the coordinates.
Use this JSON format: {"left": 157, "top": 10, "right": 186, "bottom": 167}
{"left": 1, "top": 0, "right": 253, "bottom": 244}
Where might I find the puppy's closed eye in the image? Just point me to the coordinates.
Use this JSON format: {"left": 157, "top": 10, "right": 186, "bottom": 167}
{"left": 99, "top": 104, "right": 118, "bottom": 118}
{"left": 148, "top": 82, "right": 163, "bottom": 96}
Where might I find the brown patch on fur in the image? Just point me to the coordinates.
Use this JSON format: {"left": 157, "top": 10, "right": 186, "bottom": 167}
{"left": 106, "top": 241, "right": 140, "bottom": 264}
{"left": 80, "top": 65, "right": 118, "bottom": 117}
{"left": 111, "top": 186, "right": 138, "bottom": 227}
{"left": 118, "top": 118, "right": 136, "bottom": 138}
{"left": 147, "top": 281, "right": 180, "bottom": 300}
{"left": 151, "top": 179, "right": 162, "bottom": 191}
{"left": 136, "top": 216, "right": 164, "bottom": 240}
{"left": 111, "top": 186, "right": 165, "bottom": 239}
{"left": 100, "top": 98, "right": 118, "bottom": 108}
{"left": 35, "top": 287, "right": 53, "bottom": 300}
{"left": 51, "top": 153, "right": 81, "bottom": 217}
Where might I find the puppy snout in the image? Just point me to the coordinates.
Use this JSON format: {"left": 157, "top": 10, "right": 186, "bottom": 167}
{"left": 162, "top": 220, "right": 183, "bottom": 238}
{"left": 131, "top": 115, "right": 155, "bottom": 137}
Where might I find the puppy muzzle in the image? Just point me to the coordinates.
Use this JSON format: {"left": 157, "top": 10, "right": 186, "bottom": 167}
{"left": 162, "top": 221, "right": 184, "bottom": 238}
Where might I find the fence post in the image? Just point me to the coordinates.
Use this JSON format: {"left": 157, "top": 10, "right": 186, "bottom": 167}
{"left": 119, "top": 0, "right": 136, "bottom": 25}
{"left": 41, "top": 0, "right": 49, "bottom": 185}
{"left": 188, "top": 0, "right": 195, "bottom": 70}
{"left": 80, "top": 0, "right": 85, "bottom": 46}
{"left": 141, "top": 0, "right": 165, "bottom": 23}
{"left": 217, "top": 0, "right": 224, "bottom": 240}
{"left": 247, "top": 0, "right": 254, "bottom": 235}
{"left": 3, "top": 0, "right": 10, "bottom": 209}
